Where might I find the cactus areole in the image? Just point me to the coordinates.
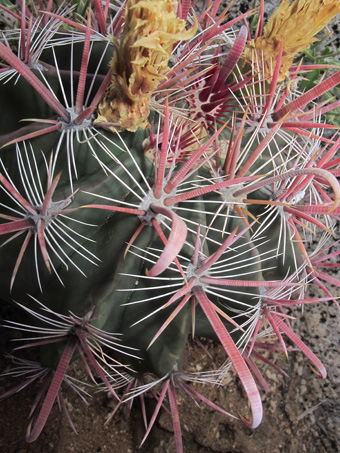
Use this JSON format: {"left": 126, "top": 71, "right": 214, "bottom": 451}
{"left": 0, "top": 0, "right": 339, "bottom": 450}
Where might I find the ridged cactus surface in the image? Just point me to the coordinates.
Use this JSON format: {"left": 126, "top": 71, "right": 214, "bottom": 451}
{"left": 0, "top": 1, "right": 339, "bottom": 451}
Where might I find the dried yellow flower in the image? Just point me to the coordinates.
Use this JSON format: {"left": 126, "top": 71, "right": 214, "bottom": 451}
{"left": 244, "top": 0, "right": 340, "bottom": 82}
{"left": 95, "top": 0, "right": 196, "bottom": 132}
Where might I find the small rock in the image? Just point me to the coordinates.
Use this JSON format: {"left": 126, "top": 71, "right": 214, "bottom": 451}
{"left": 270, "top": 400, "right": 277, "bottom": 413}
{"left": 300, "top": 385, "right": 307, "bottom": 395}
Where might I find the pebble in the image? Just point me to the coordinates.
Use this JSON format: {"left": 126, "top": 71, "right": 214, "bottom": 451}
{"left": 300, "top": 385, "right": 307, "bottom": 395}
{"left": 297, "top": 365, "right": 303, "bottom": 376}
{"left": 270, "top": 400, "right": 277, "bottom": 412}
{"left": 309, "top": 414, "right": 316, "bottom": 425}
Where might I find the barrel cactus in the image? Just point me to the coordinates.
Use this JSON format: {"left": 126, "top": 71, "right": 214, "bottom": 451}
{"left": 0, "top": 0, "right": 339, "bottom": 450}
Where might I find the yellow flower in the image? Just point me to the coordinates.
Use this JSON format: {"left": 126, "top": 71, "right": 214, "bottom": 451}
{"left": 244, "top": 0, "right": 340, "bottom": 82}
{"left": 95, "top": 0, "right": 196, "bottom": 132}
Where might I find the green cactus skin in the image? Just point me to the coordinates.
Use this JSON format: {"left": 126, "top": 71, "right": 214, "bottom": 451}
{"left": 0, "top": 1, "right": 339, "bottom": 450}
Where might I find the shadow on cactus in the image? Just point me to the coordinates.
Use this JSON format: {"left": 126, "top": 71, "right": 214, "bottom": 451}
{"left": 0, "top": 0, "right": 340, "bottom": 451}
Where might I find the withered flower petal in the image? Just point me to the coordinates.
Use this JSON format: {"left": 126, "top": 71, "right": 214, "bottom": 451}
{"left": 96, "top": 0, "right": 196, "bottom": 132}
{"left": 244, "top": 0, "right": 340, "bottom": 82}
